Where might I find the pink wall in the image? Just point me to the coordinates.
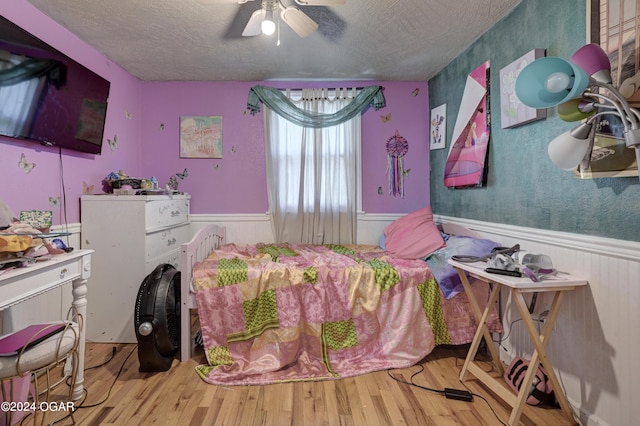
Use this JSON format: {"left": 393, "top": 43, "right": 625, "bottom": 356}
{"left": 140, "top": 81, "right": 431, "bottom": 214}
{"left": 1, "top": 0, "right": 431, "bottom": 227}
{"left": 0, "top": 0, "right": 141, "bottom": 225}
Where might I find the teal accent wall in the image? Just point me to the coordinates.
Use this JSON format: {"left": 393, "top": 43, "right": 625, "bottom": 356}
{"left": 429, "top": 0, "right": 640, "bottom": 242}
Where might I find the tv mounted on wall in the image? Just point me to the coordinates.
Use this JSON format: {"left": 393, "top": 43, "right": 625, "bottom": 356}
{"left": 0, "top": 14, "right": 110, "bottom": 155}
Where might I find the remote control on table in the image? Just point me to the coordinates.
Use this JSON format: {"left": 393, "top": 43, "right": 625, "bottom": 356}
{"left": 484, "top": 267, "right": 522, "bottom": 277}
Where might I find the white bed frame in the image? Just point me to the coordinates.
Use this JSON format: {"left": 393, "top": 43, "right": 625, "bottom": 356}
{"left": 179, "top": 224, "right": 226, "bottom": 362}
{"left": 178, "top": 221, "right": 477, "bottom": 361}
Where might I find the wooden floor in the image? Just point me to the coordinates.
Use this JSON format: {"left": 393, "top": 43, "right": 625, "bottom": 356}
{"left": 31, "top": 342, "right": 577, "bottom": 426}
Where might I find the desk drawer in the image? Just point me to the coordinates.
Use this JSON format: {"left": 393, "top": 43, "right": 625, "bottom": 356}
{"left": 145, "top": 199, "right": 189, "bottom": 232}
{"left": 145, "top": 224, "right": 190, "bottom": 260}
{"left": 0, "top": 259, "right": 81, "bottom": 311}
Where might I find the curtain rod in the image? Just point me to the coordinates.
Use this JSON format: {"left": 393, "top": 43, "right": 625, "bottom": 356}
{"left": 276, "top": 87, "right": 366, "bottom": 91}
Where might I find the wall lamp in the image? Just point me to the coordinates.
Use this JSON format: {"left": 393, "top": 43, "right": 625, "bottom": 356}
{"left": 515, "top": 43, "right": 640, "bottom": 179}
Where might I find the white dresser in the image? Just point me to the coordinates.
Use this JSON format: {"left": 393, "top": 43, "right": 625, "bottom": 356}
{"left": 80, "top": 194, "right": 190, "bottom": 343}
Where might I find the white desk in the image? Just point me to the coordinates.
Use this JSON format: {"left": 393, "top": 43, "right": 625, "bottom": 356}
{"left": 448, "top": 259, "right": 587, "bottom": 426}
{"left": 0, "top": 250, "right": 93, "bottom": 401}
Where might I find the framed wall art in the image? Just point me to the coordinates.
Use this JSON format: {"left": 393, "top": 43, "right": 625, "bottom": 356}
{"left": 179, "top": 115, "right": 223, "bottom": 159}
{"left": 444, "top": 60, "right": 491, "bottom": 188}
{"left": 500, "top": 49, "right": 546, "bottom": 129}
{"left": 430, "top": 104, "right": 446, "bottom": 150}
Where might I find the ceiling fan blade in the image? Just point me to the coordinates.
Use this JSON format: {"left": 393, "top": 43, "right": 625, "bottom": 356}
{"left": 242, "top": 9, "right": 263, "bottom": 37}
{"left": 196, "top": 0, "right": 254, "bottom": 4}
{"left": 281, "top": 7, "right": 318, "bottom": 38}
{"left": 294, "top": 0, "right": 346, "bottom": 5}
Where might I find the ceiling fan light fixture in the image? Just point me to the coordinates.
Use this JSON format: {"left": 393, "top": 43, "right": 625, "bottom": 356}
{"left": 281, "top": 7, "right": 318, "bottom": 37}
{"left": 261, "top": 8, "right": 276, "bottom": 35}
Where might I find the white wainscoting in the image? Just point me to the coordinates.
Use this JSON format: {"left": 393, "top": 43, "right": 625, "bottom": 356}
{"left": 5, "top": 214, "right": 633, "bottom": 426}
{"left": 436, "top": 215, "right": 639, "bottom": 426}
{"left": 189, "top": 212, "right": 403, "bottom": 245}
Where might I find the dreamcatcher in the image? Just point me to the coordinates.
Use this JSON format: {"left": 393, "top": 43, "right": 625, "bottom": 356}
{"left": 386, "top": 130, "right": 409, "bottom": 198}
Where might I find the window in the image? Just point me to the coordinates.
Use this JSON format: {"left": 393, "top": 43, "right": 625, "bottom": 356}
{"left": 264, "top": 88, "right": 361, "bottom": 244}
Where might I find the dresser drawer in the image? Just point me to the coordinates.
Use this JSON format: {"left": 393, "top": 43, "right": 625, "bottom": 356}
{"left": 145, "top": 198, "right": 189, "bottom": 232}
{"left": 145, "top": 223, "right": 190, "bottom": 260}
{"left": 146, "top": 249, "right": 181, "bottom": 274}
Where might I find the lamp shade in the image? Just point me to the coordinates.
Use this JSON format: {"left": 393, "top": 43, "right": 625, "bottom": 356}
{"left": 547, "top": 125, "right": 593, "bottom": 170}
{"left": 515, "top": 57, "right": 590, "bottom": 108}
{"left": 570, "top": 43, "right": 612, "bottom": 83}
{"left": 557, "top": 99, "right": 596, "bottom": 122}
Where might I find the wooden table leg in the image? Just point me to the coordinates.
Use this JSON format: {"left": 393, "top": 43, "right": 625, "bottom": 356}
{"left": 456, "top": 268, "right": 503, "bottom": 381}
{"left": 511, "top": 290, "right": 575, "bottom": 425}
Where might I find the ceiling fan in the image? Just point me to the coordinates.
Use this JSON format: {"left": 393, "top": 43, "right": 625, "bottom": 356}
{"left": 238, "top": 0, "right": 346, "bottom": 38}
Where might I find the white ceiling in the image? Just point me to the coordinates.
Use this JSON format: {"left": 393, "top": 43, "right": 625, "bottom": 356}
{"left": 24, "top": 0, "right": 521, "bottom": 82}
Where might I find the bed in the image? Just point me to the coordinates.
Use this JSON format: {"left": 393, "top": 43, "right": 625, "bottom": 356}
{"left": 179, "top": 220, "right": 503, "bottom": 386}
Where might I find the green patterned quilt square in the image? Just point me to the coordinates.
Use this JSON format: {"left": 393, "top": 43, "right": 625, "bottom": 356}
{"left": 366, "top": 258, "right": 400, "bottom": 292}
{"left": 417, "top": 278, "right": 452, "bottom": 345}
{"left": 218, "top": 257, "right": 248, "bottom": 286}
{"left": 227, "top": 289, "right": 279, "bottom": 343}
{"left": 323, "top": 319, "right": 358, "bottom": 350}
{"left": 206, "top": 345, "right": 234, "bottom": 366}
{"left": 257, "top": 244, "right": 298, "bottom": 262}
{"left": 326, "top": 244, "right": 356, "bottom": 256}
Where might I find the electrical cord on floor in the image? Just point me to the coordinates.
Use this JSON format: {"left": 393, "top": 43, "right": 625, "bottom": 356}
{"left": 77, "top": 344, "right": 137, "bottom": 409}
{"left": 85, "top": 346, "right": 118, "bottom": 371}
{"left": 457, "top": 382, "right": 509, "bottom": 426}
{"left": 387, "top": 363, "right": 475, "bottom": 402}
{"left": 388, "top": 360, "right": 509, "bottom": 426}
{"left": 47, "top": 346, "right": 135, "bottom": 425}
{"left": 387, "top": 364, "right": 445, "bottom": 397}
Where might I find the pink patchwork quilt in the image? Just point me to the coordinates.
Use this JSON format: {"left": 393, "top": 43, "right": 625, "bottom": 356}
{"left": 191, "top": 243, "right": 502, "bottom": 385}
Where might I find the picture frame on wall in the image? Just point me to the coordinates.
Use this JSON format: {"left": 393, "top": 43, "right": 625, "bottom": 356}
{"left": 179, "top": 115, "right": 223, "bottom": 159}
{"left": 580, "top": 0, "right": 638, "bottom": 178}
{"left": 430, "top": 104, "right": 446, "bottom": 150}
{"left": 444, "top": 60, "right": 491, "bottom": 188}
{"left": 499, "top": 48, "right": 546, "bottom": 129}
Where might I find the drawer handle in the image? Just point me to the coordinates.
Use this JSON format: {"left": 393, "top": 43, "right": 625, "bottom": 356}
{"left": 60, "top": 268, "right": 68, "bottom": 279}
{"left": 167, "top": 238, "right": 177, "bottom": 246}
{"left": 171, "top": 210, "right": 180, "bottom": 217}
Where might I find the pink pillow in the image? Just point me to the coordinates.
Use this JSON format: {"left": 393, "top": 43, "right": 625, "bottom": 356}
{"left": 383, "top": 206, "right": 445, "bottom": 259}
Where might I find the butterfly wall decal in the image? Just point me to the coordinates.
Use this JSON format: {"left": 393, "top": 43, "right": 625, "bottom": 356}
{"left": 125, "top": 111, "right": 132, "bottom": 120}
{"left": 49, "top": 196, "right": 60, "bottom": 207}
{"left": 380, "top": 113, "right": 392, "bottom": 123}
{"left": 107, "top": 135, "right": 118, "bottom": 151}
{"left": 18, "top": 153, "right": 36, "bottom": 173}
{"left": 411, "top": 88, "right": 420, "bottom": 96}
{"left": 176, "top": 168, "right": 188, "bottom": 180}
{"left": 82, "top": 181, "right": 94, "bottom": 195}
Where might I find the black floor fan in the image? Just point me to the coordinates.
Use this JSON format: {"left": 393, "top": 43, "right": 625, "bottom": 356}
{"left": 134, "top": 263, "right": 181, "bottom": 372}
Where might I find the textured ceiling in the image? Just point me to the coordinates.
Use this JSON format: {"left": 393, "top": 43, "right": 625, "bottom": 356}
{"left": 24, "top": 0, "right": 521, "bottom": 82}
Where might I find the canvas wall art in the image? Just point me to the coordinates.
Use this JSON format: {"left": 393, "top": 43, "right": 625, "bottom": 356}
{"left": 444, "top": 61, "right": 491, "bottom": 188}
{"left": 500, "top": 49, "right": 546, "bottom": 129}
{"left": 180, "top": 116, "right": 223, "bottom": 158}
{"left": 430, "top": 104, "right": 446, "bottom": 150}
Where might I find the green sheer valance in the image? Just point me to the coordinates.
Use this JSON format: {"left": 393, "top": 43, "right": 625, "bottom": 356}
{"left": 247, "top": 85, "right": 385, "bottom": 128}
{"left": 0, "top": 58, "right": 66, "bottom": 88}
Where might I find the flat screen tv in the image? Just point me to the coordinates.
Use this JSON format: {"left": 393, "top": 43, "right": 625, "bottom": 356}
{"left": 0, "top": 15, "right": 110, "bottom": 155}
